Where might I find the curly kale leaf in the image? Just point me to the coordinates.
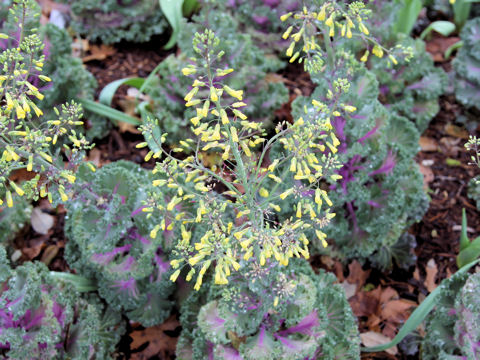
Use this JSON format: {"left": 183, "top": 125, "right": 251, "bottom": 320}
{"left": 177, "top": 259, "right": 360, "bottom": 360}
{"left": 0, "top": 191, "right": 32, "bottom": 245}
{"left": 64, "top": 161, "right": 175, "bottom": 326}
{"left": 286, "top": 68, "right": 426, "bottom": 269}
{"left": 60, "top": 0, "right": 168, "bottom": 44}
{"left": 454, "top": 18, "right": 480, "bottom": 110}
{"left": 0, "top": 247, "right": 123, "bottom": 359}
{"left": 371, "top": 37, "right": 447, "bottom": 132}
{"left": 422, "top": 271, "right": 480, "bottom": 360}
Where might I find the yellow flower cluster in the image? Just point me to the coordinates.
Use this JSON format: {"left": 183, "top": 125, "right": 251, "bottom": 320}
{"left": 281, "top": 1, "right": 398, "bottom": 67}
{"left": 144, "top": 29, "right": 344, "bottom": 291}
{"left": 0, "top": 24, "right": 90, "bottom": 208}
{"left": 170, "top": 218, "right": 240, "bottom": 291}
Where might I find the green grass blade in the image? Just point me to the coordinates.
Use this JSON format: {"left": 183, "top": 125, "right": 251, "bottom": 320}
{"left": 98, "top": 77, "right": 145, "bottom": 106}
{"left": 160, "top": 0, "right": 184, "bottom": 49}
{"left": 78, "top": 98, "right": 141, "bottom": 126}
{"left": 361, "top": 258, "right": 480, "bottom": 352}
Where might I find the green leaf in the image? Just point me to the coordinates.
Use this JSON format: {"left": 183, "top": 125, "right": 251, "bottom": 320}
{"left": 183, "top": 0, "right": 199, "bottom": 17}
{"left": 459, "top": 208, "right": 470, "bottom": 251}
{"left": 457, "top": 240, "right": 480, "bottom": 268}
{"left": 98, "top": 77, "right": 145, "bottom": 107}
{"left": 49, "top": 271, "right": 98, "bottom": 292}
{"left": 393, "top": 0, "right": 423, "bottom": 35}
{"left": 420, "top": 21, "right": 456, "bottom": 39}
{"left": 361, "top": 258, "right": 480, "bottom": 353}
{"left": 444, "top": 40, "right": 463, "bottom": 60}
{"left": 159, "top": 0, "right": 184, "bottom": 49}
{"left": 78, "top": 98, "right": 141, "bottom": 126}
{"left": 446, "top": 158, "right": 462, "bottom": 166}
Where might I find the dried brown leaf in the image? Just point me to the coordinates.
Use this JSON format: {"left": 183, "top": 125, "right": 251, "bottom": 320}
{"left": 360, "top": 331, "right": 398, "bottom": 355}
{"left": 130, "top": 315, "right": 180, "bottom": 360}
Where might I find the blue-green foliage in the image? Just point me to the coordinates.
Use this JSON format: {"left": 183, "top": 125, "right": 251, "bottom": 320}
{"left": 221, "top": 0, "right": 299, "bottom": 33}
{"left": 59, "top": 0, "right": 168, "bottom": 44}
{"left": 64, "top": 161, "right": 175, "bottom": 326}
{"left": 453, "top": 17, "right": 480, "bottom": 110}
{"left": 176, "top": 259, "right": 360, "bottom": 360}
{"left": 0, "top": 191, "right": 31, "bottom": 244}
{"left": 278, "top": 64, "right": 427, "bottom": 269}
{"left": 0, "top": 246, "right": 123, "bottom": 359}
{"left": 141, "top": 6, "right": 288, "bottom": 145}
{"left": 352, "top": 1, "right": 447, "bottom": 132}
{"left": 422, "top": 271, "right": 480, "bottom": 359}
{"left": 371, "top": 36, "right": 447, "bottom": 132}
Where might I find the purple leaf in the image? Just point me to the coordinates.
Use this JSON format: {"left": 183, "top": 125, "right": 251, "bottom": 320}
{"left": 277, "top": 310, "right": 319, "bottom": 337}
{"left": 91, "top": 244, "right": 132, "bottom": 265}
{"left": 369, "top": 151, "right": 396, "bottom": 177}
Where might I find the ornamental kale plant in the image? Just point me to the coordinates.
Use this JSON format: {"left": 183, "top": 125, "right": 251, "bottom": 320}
{"left": 453, "top": 17, "right": 480, "bottom": 111}
{"left": 140, "top": 26, "right": 341, "bottom": 292}
{"left": 285, "top": 70, "right": 427, "bottom": 269}
{"left": 139, "top": 6, "right": 288, "bottom": 145}
{"left": 422, "top": 271, "right": 480, "bottom": 359}
{"left": 0, "top": 245, "right": 124, "bottom": 359}
{"left": 263, "top": 1, "right": 428, "bottom": 269}
{"left": 64, "top": 161, "right": 176, "bottom": 327}
{"left": 176, "top": 260, "right": 360, "bottom": 360}
{"left": 59, "top": 0, "right": 168, "bottom": 44}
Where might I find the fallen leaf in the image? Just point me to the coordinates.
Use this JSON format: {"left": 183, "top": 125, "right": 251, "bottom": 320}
{"left": 41, "top": 244, "right": 59, "bottom": 266}
{"left": 87, "top": 148, "right": 102, "bottom": 167}
{"left": 419, "top": 164, "right": 434, "bottom": 189}
{"left": 264, "top": 73, "right": 287, "bottom": 84}
{"left": 381, "top": 299, "right": 416, "bottom": 324}
{"left": 82, "top": 44, "right": 116, "bottom": 63}
{"left": 379, "top": 287, "right": 398, "bottom": 304}
{"left": 426, "top": 36, "right": 461, "bottom": 62}
{"left": 424, "top": 258, "right": 438, "bottom": 292}
{"left": 31, "top": 207, "right": 54, "bottom": 235}
{"left": 346, "top": 260, "right": 371, "bottom": 292}
{"left": 445, "top": 123, "right": 469, "bottom": 139}
{"left": 360, "top": 331, "right": 398, "bottom": 355}
{"left": 340, "top": 281, "right": 357, "bottom": 300}
{"left": 130, "top": 315, "right": 180, "bottom": 359}
{"left": 349, "top": 286, "right": 381, "bottom": 317}
{"left": 419, "top": 137, "right": 438, "bottom": 152}
{"left": 22, "top": 238, "right": 46, "bottom": 260}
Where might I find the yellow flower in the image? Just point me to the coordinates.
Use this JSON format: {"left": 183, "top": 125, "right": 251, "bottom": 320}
{"left": 210, "top": 86, "right": 219, "bottom": 102}
{"left": 6, "top": 190, "right": 14, "bottom": 208}
{"left": 223, "top": 85, "right": 243, "bottom": 100}
{"left": 182, "top": 67, "right": 196, "bottom": 76}
{"left": 170, "top": 269, "right": 181, "bottom": 282}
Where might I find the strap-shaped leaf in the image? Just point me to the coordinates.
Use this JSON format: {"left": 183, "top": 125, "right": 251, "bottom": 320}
{"left": 362, "top": 258, "right": 480, "bottom": 352}
{"left": 78, "top": 98, "right": 141, "bottom": 125}
{"left": 159, "top": 0, "right": 184, "bottom": 49}
{"left": 98, "top": 77, "right": 145, "bottom": 106}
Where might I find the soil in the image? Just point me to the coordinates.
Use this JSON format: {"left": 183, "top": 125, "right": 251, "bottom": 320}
{"left": 7, "top": 17, "right": 480, "bottom": 360}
